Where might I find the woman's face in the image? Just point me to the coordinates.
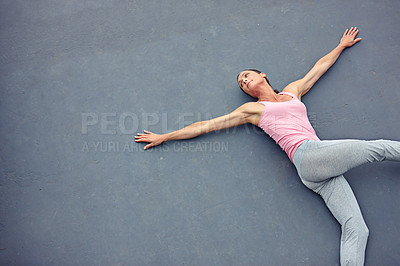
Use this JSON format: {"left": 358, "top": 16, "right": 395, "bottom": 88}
{"left": 237, "top": 70, "right": 267, "bottom": 96}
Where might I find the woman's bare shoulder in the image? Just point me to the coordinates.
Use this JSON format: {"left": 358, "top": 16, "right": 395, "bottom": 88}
{"left": 282, "top": 80, "right": 302, "bottom": 99}
{"left": 238, "top": 101, "right": 265, "bottom": 114}
{"left": 234, "top": 102, "right": 265, "bottom": 125}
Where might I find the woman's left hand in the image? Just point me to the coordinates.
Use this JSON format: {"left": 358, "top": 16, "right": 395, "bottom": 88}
{"left": 339, "top": 27, "right": 362, "bottom": 48}
{"left": 134, "top": 130, "right": 166, "bottom": 150}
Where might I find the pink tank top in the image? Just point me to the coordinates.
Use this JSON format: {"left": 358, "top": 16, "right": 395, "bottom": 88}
{"left": 258, "top": 92, "right": 320, "bottom": 161}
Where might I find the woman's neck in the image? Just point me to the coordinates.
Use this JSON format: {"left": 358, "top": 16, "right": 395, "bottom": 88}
{"left": 257, "top": 90, "right": 280, "bottom": 102}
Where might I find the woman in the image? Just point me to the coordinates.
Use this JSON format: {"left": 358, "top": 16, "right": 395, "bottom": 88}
{"left": 134, "top": 27, "right": 400, "bottom": 265}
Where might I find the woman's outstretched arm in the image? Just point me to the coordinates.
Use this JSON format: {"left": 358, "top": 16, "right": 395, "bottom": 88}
{"left": 134, "top": 102, "right": 260, "bottom": 150}
{"left": 284, "top": 27, "right": 362, "bottom": 99}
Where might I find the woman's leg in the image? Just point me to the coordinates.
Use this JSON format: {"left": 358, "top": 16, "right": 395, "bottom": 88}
{"left": 292, "top": 139, "right": 400, "bottom": 265}
{"left": 296, "top": 139, "right": 400, "bottom": 183}
{"left": 316, "top": 175, "right": 369, "bottom": 266}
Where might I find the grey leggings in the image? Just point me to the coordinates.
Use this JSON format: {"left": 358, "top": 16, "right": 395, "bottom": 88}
{"left": 292, "top": 139, "right": 400, "bottom": 266}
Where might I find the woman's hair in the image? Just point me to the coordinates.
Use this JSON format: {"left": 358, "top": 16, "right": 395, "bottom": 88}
{"left": 237, "top": 69, "right": 279, "bottom": 96}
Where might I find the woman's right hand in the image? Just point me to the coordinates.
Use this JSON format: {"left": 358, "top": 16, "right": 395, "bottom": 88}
{"left": 134, "top": 130, "right": 166, "bottom": 150}
{"left": 339, "top": 27, "right": 362, "bottom": 48}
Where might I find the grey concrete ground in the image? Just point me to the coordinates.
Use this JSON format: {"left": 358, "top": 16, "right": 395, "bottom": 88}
{"left": 1, "top": 0, "right": 399, "bottom": 265}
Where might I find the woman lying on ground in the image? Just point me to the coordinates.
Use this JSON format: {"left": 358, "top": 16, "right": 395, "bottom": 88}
{"left": 135, "top": 27, "right": 400, "bottom": 265}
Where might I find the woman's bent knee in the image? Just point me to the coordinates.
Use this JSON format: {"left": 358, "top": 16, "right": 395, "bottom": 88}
{"left": 341, "top": 218, "right": 369, "bottom": 266}
{"left": 342, "top": 217, "right": 369, "bottom": 246}
{"left": 373, "top": 139, "right": 400, "bottom": 161}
